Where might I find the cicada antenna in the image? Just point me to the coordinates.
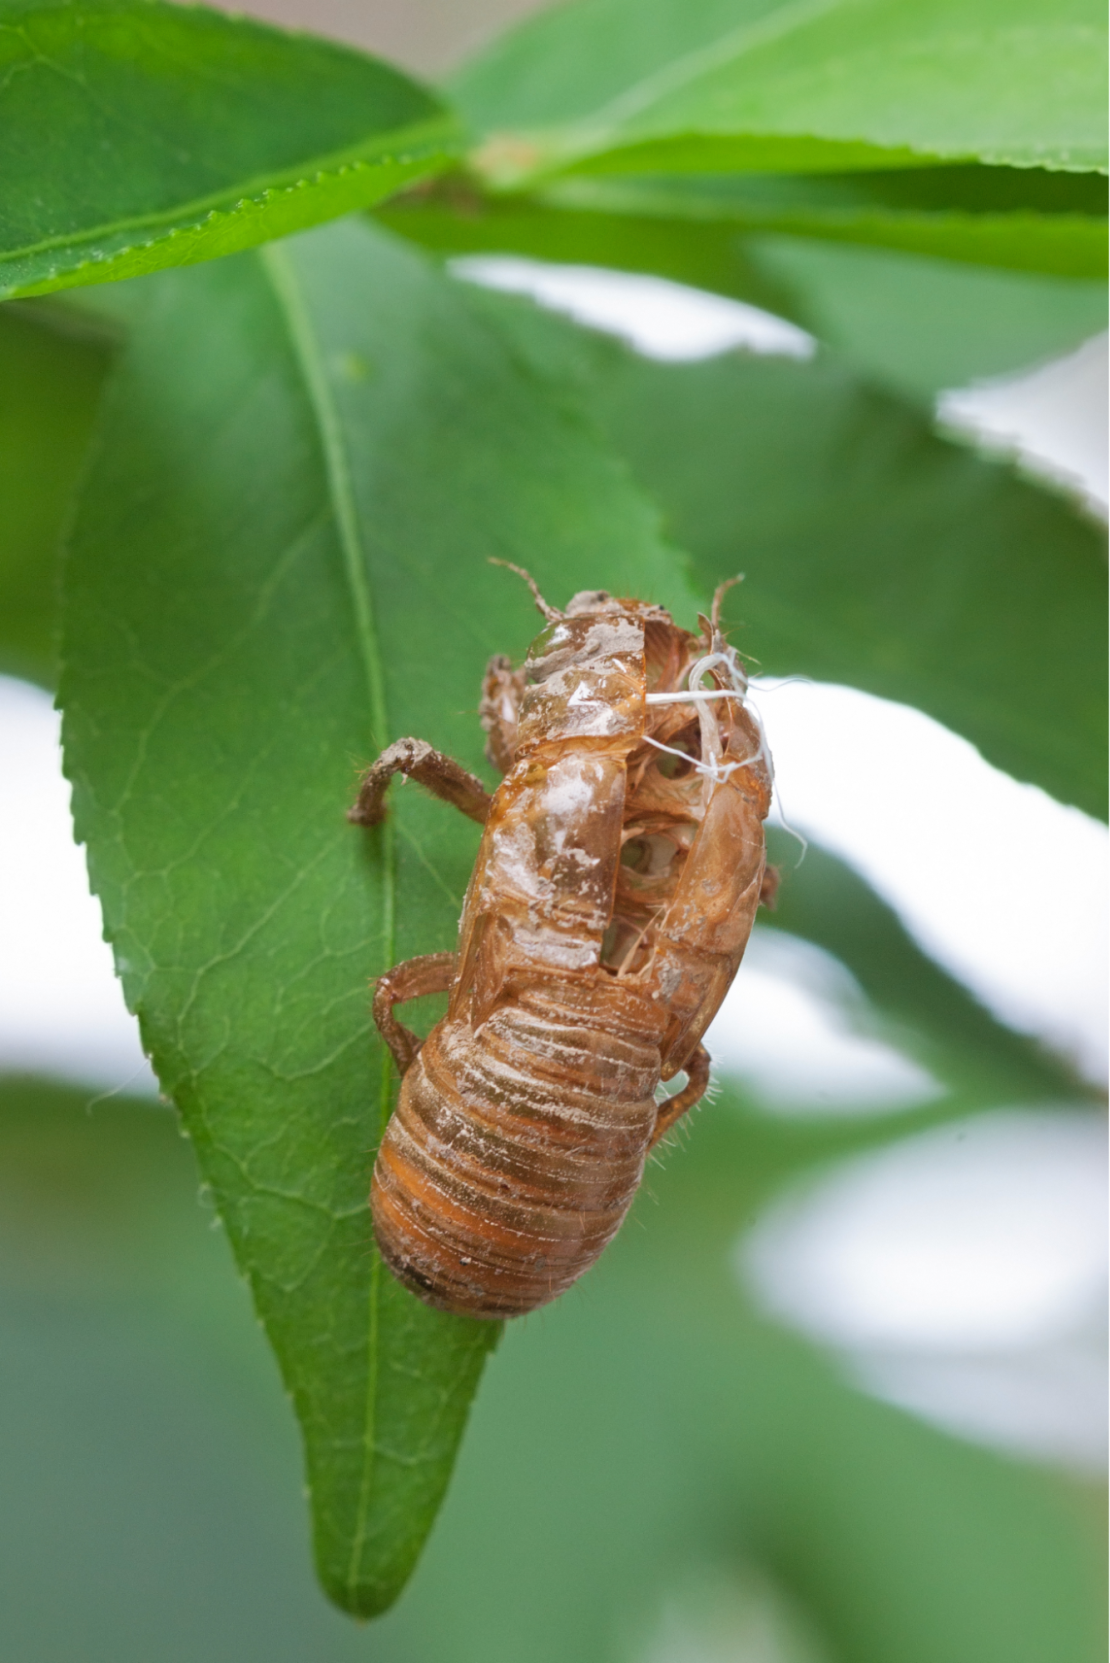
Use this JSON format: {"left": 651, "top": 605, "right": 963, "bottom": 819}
{"left": 710, "top": 574, "right": 744, "bottom": 629}
{"left": 489, "top": 559, "right": 562, "bottom": 621}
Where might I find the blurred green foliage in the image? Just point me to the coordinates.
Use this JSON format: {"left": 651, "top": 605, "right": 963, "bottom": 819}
{"left": 2, "top": 0, "right": 1106, "bottom": 1636}
{"left": 0, "top": 1073, "right": 1103, "bottom": 1661}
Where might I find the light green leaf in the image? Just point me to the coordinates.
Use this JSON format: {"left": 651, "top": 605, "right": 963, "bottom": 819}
{"left": 58, "top": 217, "right": 697, "bottom": 1615}
{"left": 451, "top": 0, "right": 1108, "bottom": 186}
{"left": 0, "top": 0, "right": 456, "bottom": 301}
{"left": 574, "top": 340, "right": 1106, "bottom": 816}
{"left": 0, "top": 302, "right": 114, "bottom": 686}
{"left": 744, "top": 236, "right": 1108, "bottom": 398}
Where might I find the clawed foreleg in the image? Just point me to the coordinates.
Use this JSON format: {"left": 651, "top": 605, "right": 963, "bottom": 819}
{"left": 349, "top": 738, "right": 492, "bottom": 828}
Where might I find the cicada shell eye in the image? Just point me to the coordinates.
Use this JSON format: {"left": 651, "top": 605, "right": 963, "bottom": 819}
{"left": 565, "top": 589, "right": 613, "bottom": 614}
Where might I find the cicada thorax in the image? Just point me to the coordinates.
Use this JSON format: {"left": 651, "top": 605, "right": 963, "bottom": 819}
{"left": 369, "top": 589, "right": 772, "bottom": 1319}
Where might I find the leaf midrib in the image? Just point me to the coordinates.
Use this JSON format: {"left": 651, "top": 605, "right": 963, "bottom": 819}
{"left": 260, "top": 241, "right": 393, "bottom": 1604}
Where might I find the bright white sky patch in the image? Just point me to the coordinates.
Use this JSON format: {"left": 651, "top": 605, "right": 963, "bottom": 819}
{"left": 452, "top": 256, "right": 816, "bottom": 362}
{"left": 939, "top": 332, "right": 1108, "bottom": 518}
{"left": 0, "top": 677, "right": 157, "bottom": 1095}
{"left": 706, "top": 927, "right": 940, "bottom": 1115}
{"left": 752, "top": 678, "right": 1108, "bottom": 1086}
{"left": 744, "top": 1110, "right": 1108, "bottom": 1351}
{"left": 740, "top": 1110, "right": 1108, "bottom": 1471}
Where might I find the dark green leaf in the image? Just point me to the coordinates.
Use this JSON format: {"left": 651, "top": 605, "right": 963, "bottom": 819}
{"left": 377, "top": 183, "right": 805, "bottom": 316}
{"left": 451, "top": 0, "right": 1108, "bottom": 186}
{"left": 379, "top": 186, "right": 1106, "bottom": 398}
{"left": 578, "top": 341, "right": 1107, "bottom": 815}
{"left": 58, "top": 218, "right": 698, "bottom": 1614}
{"left": 543, "top": 166, "right": 1109, "bottom": 278}
{"left": 0, "top": 0, "right": 456, "bottom": 301}
{"left": 0, "top": 302, "right": 113, "bottom": 685}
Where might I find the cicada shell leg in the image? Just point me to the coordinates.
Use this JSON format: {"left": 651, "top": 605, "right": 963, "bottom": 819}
{"left": 649, "top": 1044, "right": 711, "bottom": 1148}
{"left": 372, "top": 951, "right": 458, "bottom": 1076}
{"left": 349, "top": 737, "right": 492, "bottom": 828}
{"left": 479, "top": 654, "right": 527, "bottom": 776}
{"left": 650, "top": 774, "right": 767, "bottom": 1078}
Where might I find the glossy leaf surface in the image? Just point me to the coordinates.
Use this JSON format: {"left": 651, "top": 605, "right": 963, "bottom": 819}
{"left": 59, "top": 219, "right": 696, "bottom": 1614}
{"left": 452, "top": 0, "right": 1108, "bottom": 185}
{"left": 0, "top": 0, "right": 455, "bottom": 300}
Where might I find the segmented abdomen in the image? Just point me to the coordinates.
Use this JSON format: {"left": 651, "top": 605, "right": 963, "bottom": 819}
{"left": 370, "top": 984, "right": 662, "bottom": 1318}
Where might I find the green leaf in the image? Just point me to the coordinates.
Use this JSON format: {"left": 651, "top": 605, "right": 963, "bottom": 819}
{"left": 0, "top": 301, "right": 114, "bottom": 686}
{"left": 451, "top": 0, "right": 1109, "bottom": 186}
{"left": 58, "top": 217, "right": 697, "bottom": 1615}
{"left": 377, "top": 184, "right": 803, "bottom": 312}
{"left": 0, "top": 0, "right": 457, "bottom": 301}
{"left": 575, "top": 341, "right": 1107, "bottom": 816}
{"left": 379, "top": 188, "right": 1107, "bottom": 397}
{"left": 744, "top": 236, "right": 1108, "bottom": 398}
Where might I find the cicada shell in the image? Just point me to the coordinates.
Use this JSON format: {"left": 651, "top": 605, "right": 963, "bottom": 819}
{"left": 349, "top": 578, "right": 772, "bottom": 1318}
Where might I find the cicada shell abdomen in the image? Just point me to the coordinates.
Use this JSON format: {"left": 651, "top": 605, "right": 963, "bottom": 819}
{"left": 371, "top": 978, "right": 662, "bottom": 1316}
{"left": 368, "top": 587, "right": 772, "bottom": 1318}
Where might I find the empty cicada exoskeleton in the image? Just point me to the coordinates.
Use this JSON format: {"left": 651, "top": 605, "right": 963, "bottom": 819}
{"left": 349, "top": 573, "right": 773, "bottom": 1319}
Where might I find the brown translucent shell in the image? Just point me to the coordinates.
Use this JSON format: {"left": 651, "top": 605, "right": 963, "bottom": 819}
{"left": 366, "top": 590, "right": 771, "bottom": 1319}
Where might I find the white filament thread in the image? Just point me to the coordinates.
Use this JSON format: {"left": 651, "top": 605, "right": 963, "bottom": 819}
{"left": 641, "top": 644, "right": 809, "bottom": 861}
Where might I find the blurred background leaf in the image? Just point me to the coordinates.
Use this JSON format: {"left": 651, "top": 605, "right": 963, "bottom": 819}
{"left": 738, "top": 239, "right": 1108, "bottom": 399}
{"left": 450, "top": 0, "right": 1108, "bottom": 183}
{"left": 458, "top": 292, "right": 1107, "bottom": 816}
{"left": 541, "top": 167, "right": 1109, "bottom": 278}
{"left": 760, "top": 835, "right": 1091, "bottom": 1114}
{"left": 0, "top": 303, "right": 114, "bottom": 687}
{"left": 378, "top": 190, "right": 1107, "bottom": 398}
